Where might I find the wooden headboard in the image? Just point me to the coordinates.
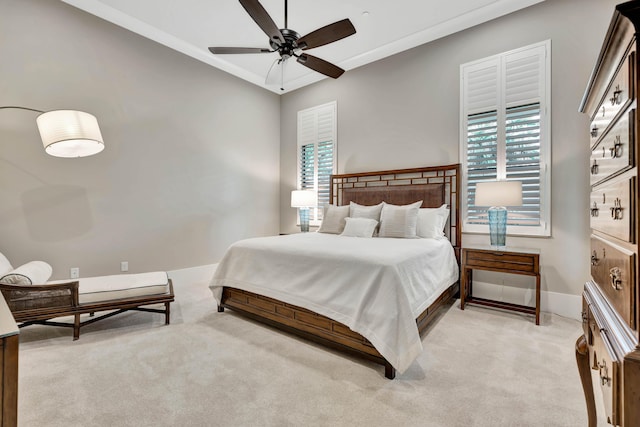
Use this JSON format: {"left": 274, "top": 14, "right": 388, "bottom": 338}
{"left": 330, "top": 164, "right": 461, "bottom": 260}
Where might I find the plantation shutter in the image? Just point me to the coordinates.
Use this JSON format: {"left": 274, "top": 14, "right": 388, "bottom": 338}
{"left": 297, "top": 101, "right": 337, "bottom": 222}
{"left": 461, "top": 41, "right": 549, "bottom": 233}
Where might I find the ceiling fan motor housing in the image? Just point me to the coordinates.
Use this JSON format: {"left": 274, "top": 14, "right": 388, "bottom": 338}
{"left": 270, "top": 28, "right": 301, "bottom": 59}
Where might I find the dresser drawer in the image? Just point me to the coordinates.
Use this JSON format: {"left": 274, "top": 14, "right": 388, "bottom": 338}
{"left": 590, "top": 236, "right": 635, "bottom": 328}
{"left": 463, "top": 249, "right": 538, "bottom": 274}
{"left": 590, "top": 50, "right": 635, "bottom": 147}
{"left": 590, "top": 109, "right": 635, "bottom": 186}
{"left": 590, "top": 177, "right": 635, "bottom": 243}
{"left": 588, "top": 304, "right": 621, "bottom": 426}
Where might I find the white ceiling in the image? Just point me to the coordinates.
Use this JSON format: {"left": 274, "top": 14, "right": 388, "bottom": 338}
{"left": 62, "top": 0, "right": 544, "bottom": 94}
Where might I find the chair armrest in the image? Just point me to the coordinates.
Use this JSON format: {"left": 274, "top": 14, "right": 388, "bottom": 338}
{"left": 0, "top": 281, "right": 79, "bottom": 313}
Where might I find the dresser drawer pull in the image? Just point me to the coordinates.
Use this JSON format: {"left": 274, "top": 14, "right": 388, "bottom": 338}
{"left": 591, "top": 125, "right": 599, "bottom": 138}
{"left": 581, "top": 310, "right": 588, "bottom": 324}
{"left": 590, "top": 159, "right": 599, "bottom": 175}
{"left": 609, "top": 135, "right": 623, "bottom": 158}
{"left": 598, "top": 359, "right": 611, "bottom": 386}
{"left": 590, "top": 201, "right": 599, "bottom": 217}
{"left": 610, "top": 84, "right": 623, "bottom": 106}
{"left": 609, "top": 267, "right": 623, "bottom": 290}
{"left": 591, "top": 250, "right": 600, "bottom": 266}
{"left": 610, "top": 198, "right": 623, "bottom": 220}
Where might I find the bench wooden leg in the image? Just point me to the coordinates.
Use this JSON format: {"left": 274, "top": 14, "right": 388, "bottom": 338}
{"left": 73, "top": 314, "right": 80, "bottom": 341}
{"left": 217, "top": 305, "right": 224, "bottom": 313}
{"left": 165, "top": 302, "right": 171, "bottom": 325}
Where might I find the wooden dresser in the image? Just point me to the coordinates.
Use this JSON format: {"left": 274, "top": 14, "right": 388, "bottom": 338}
{"left": 577, "top": 1, "right": 640, "bottom": 425}
{"left": 0, "top": 293, "right": 18, "bottom": 427}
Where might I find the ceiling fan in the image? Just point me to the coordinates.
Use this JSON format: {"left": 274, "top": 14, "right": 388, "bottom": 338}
{"left": 209, "top": 0, "right": 356, "bottom": 89}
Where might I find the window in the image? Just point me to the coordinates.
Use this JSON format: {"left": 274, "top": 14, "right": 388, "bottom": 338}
{"left": 297, "top": 101, "right": 337, "bottom": 225}
{"left": 460, "top": 40, "right": 551, "bottom": 236}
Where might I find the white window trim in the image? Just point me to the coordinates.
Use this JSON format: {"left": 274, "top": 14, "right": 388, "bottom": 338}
{"left": 459, "top": 40, "right": 551, "bottom": 237}
{"left": 296, "top": 101, "right": 337, "bottom": 227}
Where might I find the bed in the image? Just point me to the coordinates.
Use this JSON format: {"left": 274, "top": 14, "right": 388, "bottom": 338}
{"left": 210, "top": 164, "right": 461, "bottom": 378}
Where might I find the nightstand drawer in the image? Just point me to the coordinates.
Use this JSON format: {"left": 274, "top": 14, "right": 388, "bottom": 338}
{"left": 463, "top": 249, "right": 538, "bottom": 274}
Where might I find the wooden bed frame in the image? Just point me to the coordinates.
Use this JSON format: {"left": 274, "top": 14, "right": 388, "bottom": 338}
{"left": 218, "top": 164, "right": 461, "bottom": 378}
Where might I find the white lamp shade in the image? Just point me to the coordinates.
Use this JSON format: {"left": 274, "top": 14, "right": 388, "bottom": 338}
{"left": 291, "top": 190, "right": 317, "bottom": 208}
{"left": 475, "top": 181, "right": 523, "bottom": 207}
{"left": 36, "top": 110, "right": 104, "bottom": 158}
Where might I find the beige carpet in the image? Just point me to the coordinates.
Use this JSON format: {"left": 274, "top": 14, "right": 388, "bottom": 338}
{"left": 18, "top": 275, "right": 590, "bottom": 426}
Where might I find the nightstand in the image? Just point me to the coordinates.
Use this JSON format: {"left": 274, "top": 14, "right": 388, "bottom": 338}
{"left": 460, "top": 245, "right": 540, "bottom": 325}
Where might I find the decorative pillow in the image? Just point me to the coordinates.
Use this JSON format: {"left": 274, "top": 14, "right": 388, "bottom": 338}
{"left": 0, "top": 252, "right": 13, "bottom": 276}
{"left": 349, "top": 202, "right": 384, "bottom": 222}
{"left": 378, "top": 201, "right": 423, "bottom": 238}
{"left": 417, "top": 204, "right": 450, "bottom": 239}
{"left": 0, "top": 261, "right": 53, "bottom": 285}
{"left": 340, "top": 217, "right": 378, "bottom": 238}
{"left": 318, "top": 204, "right": 350, "bottom": 234}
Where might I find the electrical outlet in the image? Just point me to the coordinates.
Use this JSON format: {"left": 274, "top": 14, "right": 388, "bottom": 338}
{"left": 121, "top": 261, "right": 128, "bottom": 272}
{"left": 70, "top": 267, "right": 80, "bottom": 279}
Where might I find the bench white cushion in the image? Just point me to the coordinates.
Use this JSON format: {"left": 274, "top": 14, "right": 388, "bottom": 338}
{"left": 48, "top": 271, "right": 170, "bottom": 304}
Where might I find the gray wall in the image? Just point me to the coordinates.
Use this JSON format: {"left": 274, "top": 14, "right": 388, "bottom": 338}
{"left": 280, "top": 0, "right": 619, "bottom": 298}
{"left": 0, "top": 0, "right": 280, "bottom": 278}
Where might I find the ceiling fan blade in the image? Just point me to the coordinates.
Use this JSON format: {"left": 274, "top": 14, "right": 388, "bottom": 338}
{"left": 296, "top": 54, "right": 345, "bottom": 79}
{"left": 239, "top": 0, "right": 285, "bottom": 46}
{"left": 297, "top": 19, "right": 356, "bottom": 50}
{"left": 209, "top": 47, "right": 272, "bottom": 54}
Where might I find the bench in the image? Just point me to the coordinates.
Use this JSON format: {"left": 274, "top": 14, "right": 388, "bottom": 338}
{"left": 0, "top": 271, "right": 174, "bottom": 340}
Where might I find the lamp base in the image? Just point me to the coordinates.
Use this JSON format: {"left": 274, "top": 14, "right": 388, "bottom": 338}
{"left": 488, "top": 206, "right": 507, "bottom": 248}
{"left": 298, "top": 208, "right": 310, "bottom": 232}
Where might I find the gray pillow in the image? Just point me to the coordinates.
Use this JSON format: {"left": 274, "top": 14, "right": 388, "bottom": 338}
{"left": 318, "top": 204, "right": 350, "bottom": 234}
{"left": 379, "top": 201, "right": 423, "bottom": 238}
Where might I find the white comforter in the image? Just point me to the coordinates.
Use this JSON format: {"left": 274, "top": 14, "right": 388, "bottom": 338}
{"left": 209, "top": 233, "right": 459, "bottom": 373}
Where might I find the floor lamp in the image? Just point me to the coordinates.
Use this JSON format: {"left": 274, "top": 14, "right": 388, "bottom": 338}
{"left": 1, "top": 106, "right": 104, "bottom": 158}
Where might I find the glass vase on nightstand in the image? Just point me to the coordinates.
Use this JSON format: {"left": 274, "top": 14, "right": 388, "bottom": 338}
{"left": 298, "top": 207, "right": 310, "bottom": 232}
{"left": 488, "top": 206, "right": 507, "bottom": 248}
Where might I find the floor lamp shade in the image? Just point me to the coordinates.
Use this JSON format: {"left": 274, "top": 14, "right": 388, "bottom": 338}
{"left": 37, "top": 110, "right": 104, "bottom": 158}
{"left": 291, "top": 190, "right": 316, "bottom": 232}
{"left": 474, "top": 181, "right": 523, "bottom": 247}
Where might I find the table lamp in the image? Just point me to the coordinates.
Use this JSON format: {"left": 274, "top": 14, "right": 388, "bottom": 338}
{"left": 291, "top": 190, "right": 316, "bottom": 232}
{"left": 474, "top": 180, "right": 522, "bottom": 248}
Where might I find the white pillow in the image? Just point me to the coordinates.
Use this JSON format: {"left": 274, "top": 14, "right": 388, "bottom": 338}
{"left": 0, "top": 261, "right": 53, "bottom": 285}
{"left": 0, "top": 252, "right": 13, "bottom": 276}
{"left": 340, "top": 217, "right": 378, "bottom": 238}
{"left": 349, "top": 201, "right": 383, "bottom": 222}
{"left": 318, "top": 204, "right": 350, "bottom": 234}
{"left": 417, "top": 204, "right": 450, "bottom": 239}
{"left": 378, "top": 201, "right": 423, "bottom": 238}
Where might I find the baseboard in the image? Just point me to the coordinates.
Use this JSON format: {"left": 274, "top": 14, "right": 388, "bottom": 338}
{"left": 167, "top": 266, "right": 582, "bottom": 321}
{"left": 168, "top": 264, "right": 217, "bottom": 285}
{"left": 470, "top": 281, "right": 582, "bottom": 321}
